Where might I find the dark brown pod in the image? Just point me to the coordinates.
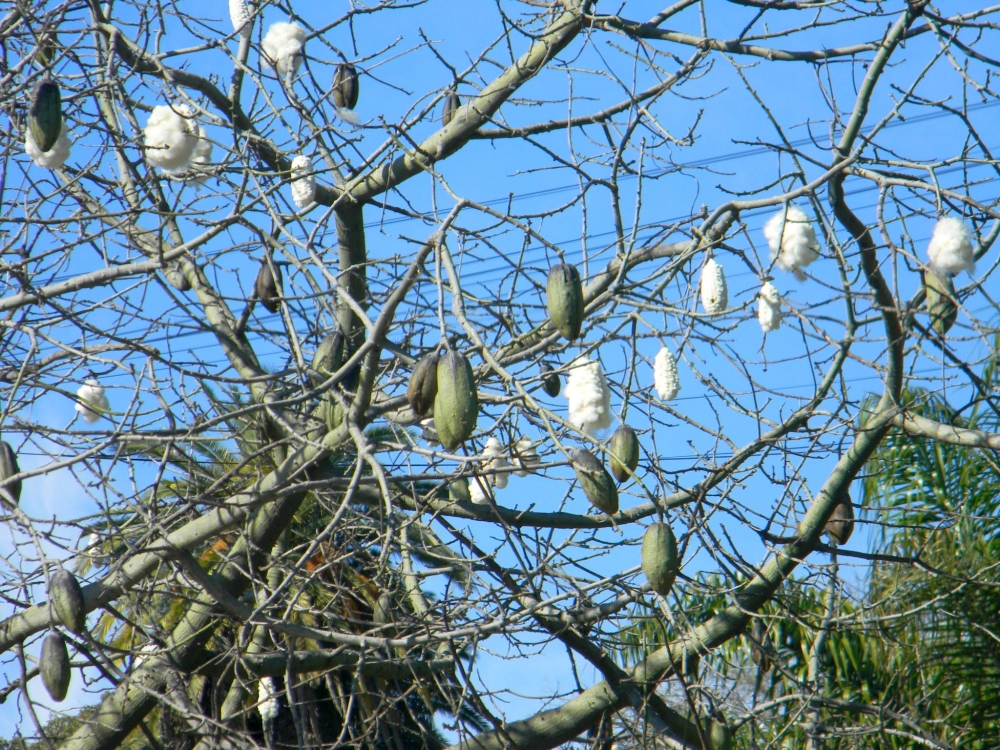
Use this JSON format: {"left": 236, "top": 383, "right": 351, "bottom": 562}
{"left": 0, "top": 441, "right": 21, "bottom": 505}
{"left": 407, "top": 353, "right": 440, "bottom": 417}
{"left": 30, "top": 79, "right": 62, "bottom": 153}
{"left": 540, "top": 362, "right": 560, "bottom": 398}
{"left": 825, "top": 494, "right": 854, "bottom": 546}
{"left": 254, "top": 261, "right": 282, "bottom": 314}
{"left": 332, "top": 63, "right": 359, "bottom": 110}
{"left": 442, "top": 91, "right": 461, "bottom": 126}
{"left": 49, "top": 569, "right": 86, "bottom": 634}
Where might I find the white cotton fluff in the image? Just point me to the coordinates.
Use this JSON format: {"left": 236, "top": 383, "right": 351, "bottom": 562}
{"left": 757, "top": 281, "right": 782, "bottom": 333}
{"left": 927, "top": 216, "right": 975, "bottom": 277}
{"left": 258, "top": 677, "right": 280, "bottom": 722}
{"left": 336, "top": 107, "right": 360, "bottom": 127}
{"left": 25, "top": 128, "right": 72, "bottom": 169}
{"left": 699, "top": 257, "right": 728, "bottom": 314}
{"left": 763, "top": 205, "right": 820, "bottom": 280}
{"left": 186, "top": 125, "right": 213, "bottom": 183}
{"left": 565, "top": 357, "right": 613, "bottom": 434}
{"left": 76, "top": 379, "right": 110, "bottom": 423}
{"left": 290, "top": 155, "right": 316, "bottom": 209}
{"left": 653, "top": 347, "right": 680, "bottom": 401}
{"left": 143, "top": 105, "right": 198, "bottom": 172}
{"left": 469, "top": 476, "right": 492, "bottom": 505}
{"left": 482, "top": 437, "right": 510, "bottom": 490}
{"left": 262, "top": 22, "right": 306, "bottom": 78}
{"left": 229, "top": 0, "right": 253, "bottom": 38}
{"left": 513, "top": 436, "right": 537, "bottom": 477}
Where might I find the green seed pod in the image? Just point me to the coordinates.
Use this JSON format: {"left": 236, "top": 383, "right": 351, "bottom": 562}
{"left": 540, "top": 362, "right": 560, "bottom": 398}
{"left": 40, "top": 632, "right": 71, "bottom": 702}
{"left": 0, "top": 441, "right": 22, "bottom": 506}
{"left": 449, "top": 477, "right": 471, "bottom": 503}
{"left": 407, "top": 353, "right": 440, "bottom": 417}
{"left": 641, "top": 522, "right": 678, "bottom": 596}
{"left": 30, "top": 79, "right": 62, "bottom": 153}
{"left": 750, "top": 618, "right": 771, "bottom": 672}
{"left": 434, "top": 351, "right": 478, "bottom": 451}
{"left": 373, "top": 592, "right": 392, "bottom": 626}
{"left": 49, "top": 569, "right": 86, "bottom": 634}
{"left": 311, "top": 330, "right": 345, "bottom": 387}
{"left": 825, "top": 494, "right": 854, "bottom": 546}
{"left": 709, "top": 716, "right": 733, "bottom": 750}
{"left": 332, "top": 63, "right": 359, "bottom": 110}
{"left": 546, "top": 264, "right": 585, "bottom": 341}
{"left": 442, "top": 91, "right": 460, "bottom": 126}
{"left": 164, "top": 264, "right": 191, "bottom": 292}
{"left": 608, "top": 424, "right": 639, "bottom": 483}
{"left": 571, "top": 449, "right": 618, "bottom": 515}
{"left": 924, "top": 270, "right": 958, "bottom": 335}
{"left": 254, "top": 261, "right": 282, "bottom": 313}
{"left": 36, "top": 36, "right": 57, "bottom": 68}
{"left": 323, "top": 396, "right": 345, "bottom": 432}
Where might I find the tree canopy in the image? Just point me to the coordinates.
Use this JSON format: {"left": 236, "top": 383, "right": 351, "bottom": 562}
{"left": 1, "top": 0, "right": 999, "bottom": 748}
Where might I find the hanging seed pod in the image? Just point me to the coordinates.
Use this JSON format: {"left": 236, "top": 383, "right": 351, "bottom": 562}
{"left": 546, "top": 264, "right": 585, "bottom": 341}
{"left": 699, "top": 257, "right": 728, "bottom": 314}
{"left": 407, "top": 353, "right": 440, "bottom": 417}
{"left": 40, "top": 632, "right": 71, "bottom": 702}
{"left": 164, "top": 264, "right": 191, "bottom": 292}
{"left": 310, "top": 330, "right": 345, "bottom": 387}
{"left": 49, "top": 569, "right": 85, "bottom": 634}
{"left": 332, "top": 63, "right": 360, "bottom": 110}
{"left": 571, "top": 449, "right": 618, "bottom": 516}
{"left": 924, "top": 270, "right": 958, "bottom": 335}
{"left": 36, "top": 36, "right": 57, "bottom": 67}
{"left": 825, "top": 494, "right": 854, "bottom": 546}
{"left": 641, "top": 522, "right": 678, "bottom": 596}
{"left": 373, "top": 592, "right": 393, "bottom": 627}
{"left": 608, "top": 425, "right": 639, "bottom": 483}
{"left": 0, "top": 441, "right": 21, "bottom": 506}
{"left": 434, "top": 351, "right": 478, "bottom": 451}
{"left": 29, "top": 79, "right": 62, "bottom": 154}
{"left": 750, "top": 619, "right": 772, "bottom": 672}
{"left": 709, "top": 716, "right": 733, "bottom": 750}
{"left": 254, "top": 260, "right": 282, "bottom": 313}
{"left": 449, "top": 477, "right": 471, "bottom": 503}
{"left": 540, "top": 362, "right": 561, "bottom": 398}
{"left": 442, "top": 91, "right": 461, "bottom": 126}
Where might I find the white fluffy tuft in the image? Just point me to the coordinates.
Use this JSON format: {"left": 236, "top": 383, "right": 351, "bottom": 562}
{"left": 229, "top": 0, "right": 253, "bottom": 37}
{"left": 258, "top": 677, "right": 280, "bottom": 723}
{"left": 76, "top": 378, "right": 110, "bottom": 423}
{"left": 927, "top": 216, "right": 975, "bottom": 277}
{"left": 186, "top": 125, "right": 214, "bottom": 183}
{"left": 336, "top": 106, "right": 360, "bottom": 127}
{"left": 481, "top": 437, "right": 510, "bottom": 490}
{"left": 763, "top": 205, "right": 820, "bottom": 280}
{"left": 513, "top": 436, "right": 537, "bottom": 477}
{"left": 757, "top": 281, "right": 782, "bottom": 333}
{"left": 699, "top": 257, "right": 728, "bottom": 314}
{"left": 262, "top": 22, "right": 306, "bottom": 78}
{"left": 565, "top": 357, "right": 613, "bottom": 434}
{"left": 143, "top": 105, "right": 198, "bottom": 172}
{"left": 25, "top": 127, "right": 72, "bottom": 169}
{"left": 469, "top": 476, "right": 493, "bottom": 505}
{"left": 653, "top": 347, "right": 680, "bottom": 401}
{"left": 290, "top": 155, "right": 316, "bottom": 209}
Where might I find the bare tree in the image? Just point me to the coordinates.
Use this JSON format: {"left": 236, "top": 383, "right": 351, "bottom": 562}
{"left": 1, "top": 0, "right": 999, "bottom": 748}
